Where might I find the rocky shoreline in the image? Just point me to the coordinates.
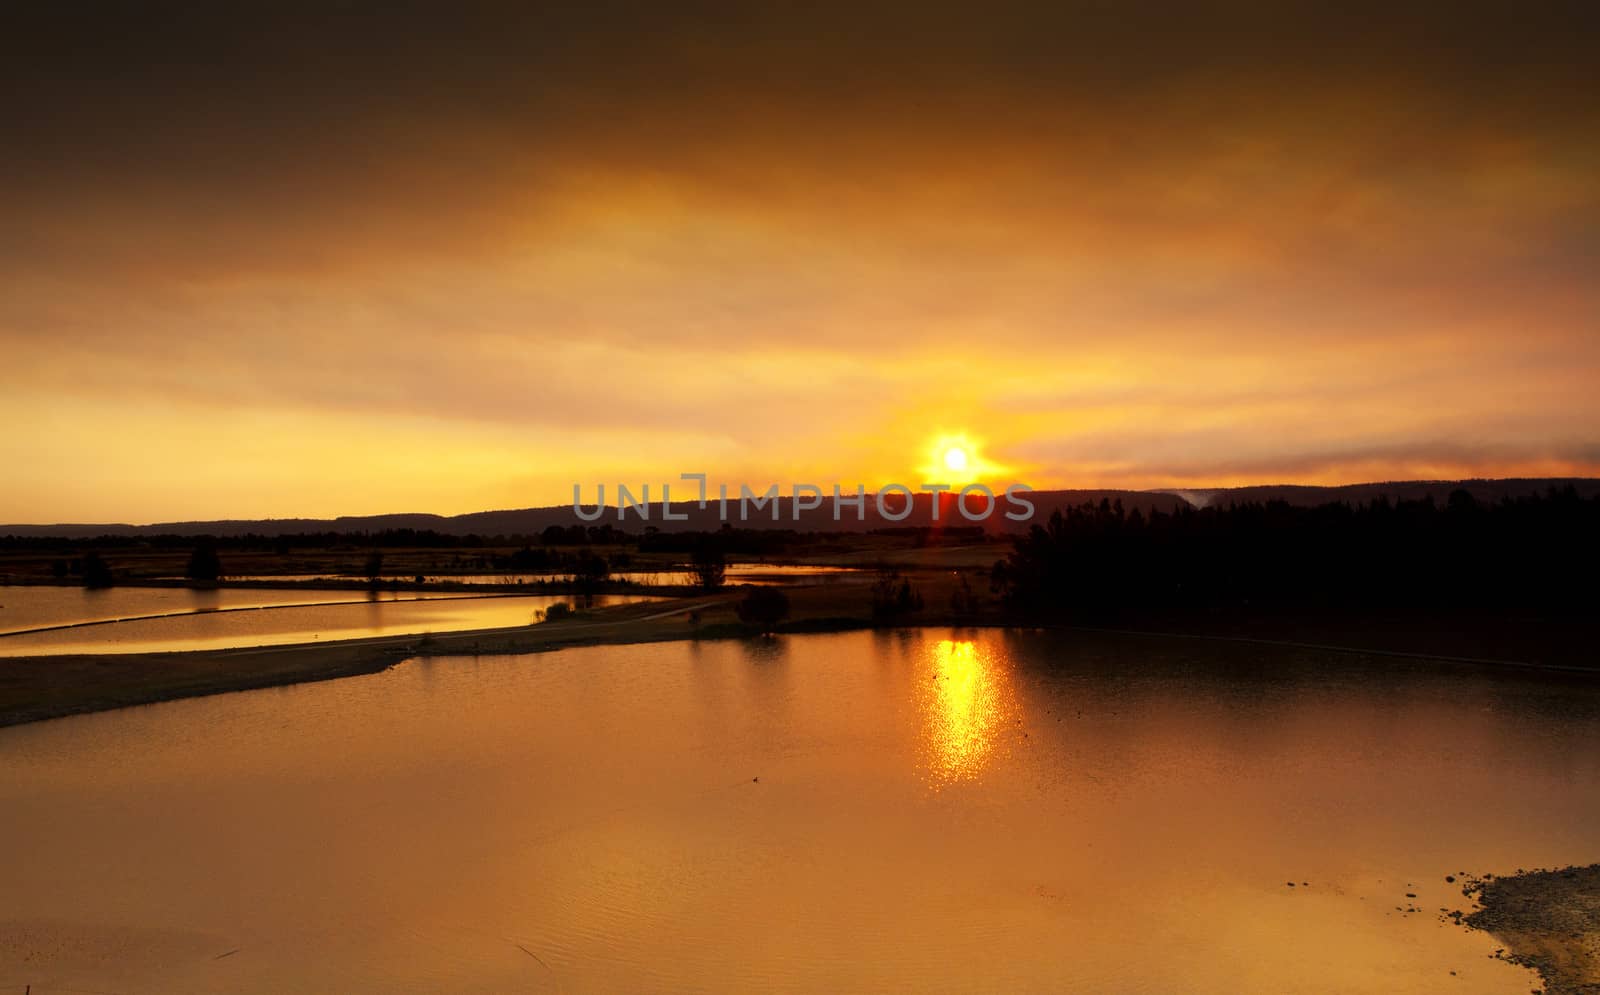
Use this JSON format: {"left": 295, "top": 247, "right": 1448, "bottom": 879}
{"left": 1453, "top": 865, "right": 1600, "bottom": 995}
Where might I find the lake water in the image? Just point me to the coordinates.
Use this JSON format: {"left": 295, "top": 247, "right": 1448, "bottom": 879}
{"left": 209, "top": 565, "right": 865, "bottom": 587}
{"left": 0, "top": 586, "right": 656, "bottom": 656}
{"left": 1, "top": 628, "right": 1595, "bottom": 993}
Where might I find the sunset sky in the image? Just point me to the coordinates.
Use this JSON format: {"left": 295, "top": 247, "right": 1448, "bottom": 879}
{"left": 3, "top": 3, "right": 1597, "bottom": 523}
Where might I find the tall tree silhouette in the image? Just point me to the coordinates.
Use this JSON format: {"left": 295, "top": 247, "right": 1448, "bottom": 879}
{"left": 993, "top": 487, "right": 1597, "bottom": 622}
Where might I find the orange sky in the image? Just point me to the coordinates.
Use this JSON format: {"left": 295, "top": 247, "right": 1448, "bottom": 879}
{"left": 2, "top": 4, "right": 1597, "bottom": 522}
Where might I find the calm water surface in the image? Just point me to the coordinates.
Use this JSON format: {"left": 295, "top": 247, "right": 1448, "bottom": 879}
{"left": 0, "top": 585, "right": 473, "bottom": 632}
{"left": 1, "top": 628, "right": 1595, "bottom": 993}
{"left": 0, "top": 586, "right": 655, "bottom": 655}
{"left": 211, "top": 565, "right": 864, "bottom": 586}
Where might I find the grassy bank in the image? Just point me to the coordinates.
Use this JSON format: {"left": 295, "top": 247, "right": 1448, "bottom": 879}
{"left": 0, "top": 580, "right": 947, "bottom": 728}
{"left": 0, "top": 598, "right": 714, "bottom": 728}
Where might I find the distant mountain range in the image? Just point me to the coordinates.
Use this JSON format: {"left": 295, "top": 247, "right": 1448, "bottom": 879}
{"left": 4, "top": 479, "right": 1596, "bottom": 539}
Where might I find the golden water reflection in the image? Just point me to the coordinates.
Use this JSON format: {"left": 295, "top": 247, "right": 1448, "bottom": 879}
{"left": 1, "top": 631, "right": 1593, "bottom": 993}
{"left": 919, "top": 638, "right": 1017, "bottom": 784}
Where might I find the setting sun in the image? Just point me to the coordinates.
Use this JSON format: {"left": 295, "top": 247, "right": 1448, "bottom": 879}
{"left": 920, "top": 433, "right": 1000, "bottom": 485}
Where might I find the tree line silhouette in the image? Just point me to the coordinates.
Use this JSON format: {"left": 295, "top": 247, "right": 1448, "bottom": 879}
{"left": 992, "top": 487, "right": 1599, "bottom": 622}
{"left": 0, "top": 523, "right": 977, "bottom": 557}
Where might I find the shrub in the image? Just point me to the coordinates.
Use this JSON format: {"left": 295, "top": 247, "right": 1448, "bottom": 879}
{"left": 81, "top": 552, "right": 115, "bottom": 589}
{"left": 870, "top": 569, "right": 923, "bottom": 621}
{"left": 690, "top": 540, "right": 727, "bottom": 590}
{"left": 186, "top": 540, "right": 223, "bottom": 582}
{"left": 736, "top": 587, "right": 790, "bottom": 632}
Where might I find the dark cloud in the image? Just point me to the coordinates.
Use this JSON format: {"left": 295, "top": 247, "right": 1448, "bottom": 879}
{"left": 5, "top": 3, "right": 1595, "bottom": 220}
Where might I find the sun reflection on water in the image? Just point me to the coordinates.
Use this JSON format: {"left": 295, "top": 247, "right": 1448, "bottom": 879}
{"left": 920, "top": 638, "right": 1016, "bottom": 785}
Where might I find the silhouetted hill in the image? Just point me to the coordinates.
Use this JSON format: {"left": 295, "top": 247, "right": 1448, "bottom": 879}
{"left": 0, "top": 515, "right": 456, "bottom": 540}
{"left": 0, "top": 489, "right": 1185, "bottom": 538}
{"left": 5, "top": 479, "right": 1595, "bottom": 539}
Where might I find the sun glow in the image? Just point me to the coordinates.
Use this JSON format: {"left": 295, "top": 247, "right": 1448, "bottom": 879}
{"left": 920, "top": 432, "right": 999, "bottom": 485}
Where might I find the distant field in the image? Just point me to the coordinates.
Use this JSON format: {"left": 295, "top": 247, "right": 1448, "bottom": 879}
{"left": 798, "top": 543, "right": 1006, "bottom": 569}
{"left": 0, "top": 532, "right": 1005, "bottom": 587}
